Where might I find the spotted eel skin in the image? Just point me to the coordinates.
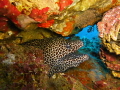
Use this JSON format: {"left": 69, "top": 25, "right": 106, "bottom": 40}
{"left": 21, "top": 37, "right": 89, "bottom": 77}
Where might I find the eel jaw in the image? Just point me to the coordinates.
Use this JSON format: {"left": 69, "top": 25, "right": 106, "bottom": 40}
{"left": 48, "top": 53, "right": 89, "bottom": 77}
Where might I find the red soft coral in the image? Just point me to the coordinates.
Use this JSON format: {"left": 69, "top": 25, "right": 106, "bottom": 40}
{"left": 0, "top": 0, "right": 21, "bottom": 29}
{"left": 38, "top": 19, "right": 54, "bottom": 28}
{"left": 29, "top": 7, "right": 49, "bottom": 23}
{"left": 0, "top": 0, "right": 11, "bottom": 16}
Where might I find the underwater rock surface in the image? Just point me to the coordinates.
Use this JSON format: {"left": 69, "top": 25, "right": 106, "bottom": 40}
{"left": 97, "top": 6, "right": 120, "bottom": 54}
{"left": 1, "top": 0, "right": 120, "bottom": 89}
{"left": 97, "top": 6, "right": 120, "bottom": 78}
{"left": 1, "top": 24, "right": 120, "bottom": 89}
{"left": 0, "top": 0, "right": 119, "bottom": 38}
{"left": 100, "top": 48, "right": 120, "bottom": 78}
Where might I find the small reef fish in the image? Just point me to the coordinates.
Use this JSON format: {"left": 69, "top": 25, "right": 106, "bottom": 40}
{"left": 21, "top": 37, "right": 89, "bottom": 77}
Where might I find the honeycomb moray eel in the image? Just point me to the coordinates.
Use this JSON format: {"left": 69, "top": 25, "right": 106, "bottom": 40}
{"left": 21, "top": 37, "right": 89, "bottom": 77}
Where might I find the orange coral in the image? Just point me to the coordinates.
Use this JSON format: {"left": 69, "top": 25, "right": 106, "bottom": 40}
{"left": 56, "top": 20, "right": 75, "bottom": 36}
{"left": 38, "top": 19, "right": 55, "bottom": 28}
{"left": 58, "top": 0, "right": 73, "bottom": 11}
{"left": 29, "top": 7, "right": 49, "bottom": 23}
{"left": 65, "top": 70, "right": 92, "bottom": 86}
{"left": 63, "top": 21, "right": 75, "bottom": 36}
{"left": 77, "top": 71, "right": 92, "bottom": 85}
{"left": 78, "top": 60, "right": 94, "bottom": 70}
{"left": 106, "top": 62, "right": 120, "bottom": 71}
{"left": 112, "top": 0, "right": 118, "bottom": 4}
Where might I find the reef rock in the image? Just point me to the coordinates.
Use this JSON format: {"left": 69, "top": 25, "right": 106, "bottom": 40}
{"left": 97, "top": 6, "right": 120, "bottom": 54}
{"left": 100, "top": 48, "right": 120, "bottom": 78}
{"left": 0, "top": 0, "right": 119, "bottom": 37}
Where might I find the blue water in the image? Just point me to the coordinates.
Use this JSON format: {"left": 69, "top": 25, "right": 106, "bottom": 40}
{"left": 76, "top": 25, "right": 101, "bottom": 53}
{"left": 65, "top": 25, "right": 101, "bottom": 53}
{"left": 65, "top": 24, "right": 101, "bottom": 59}
{"left": 75, "top": 25, "right": 99, "bottom": 40}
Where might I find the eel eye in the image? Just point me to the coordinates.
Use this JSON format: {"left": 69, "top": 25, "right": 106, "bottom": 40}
{"left": 66, "top": 44, "right": 71, "bottom": 49}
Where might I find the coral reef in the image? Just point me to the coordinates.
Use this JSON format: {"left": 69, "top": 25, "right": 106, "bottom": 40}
{"left": 17, "top": 28, "right": 59, "bottom": 42}
{"left": 1, "top": 0, "right": 120, "bottom": 89}
{"left": 74, "top": 9, "right": 102, "bottom": 28}
{"left": 97, "top": 6, "right": 120, "bottom": 78}
{"left": 97, "top": 6, "right": 120, "bottom": 54}
{"left": 0, "top": 0, "right": 119, "bottom": 37}
{"left": 0, "top": 43, "right": 48, "bottom": 89}
{"left": 93, "top": 74, "right": 120, "bottom": 90}
{"left": 0, "top": 40, "right": 110, "bottom": 89}
{"left": 0, "top": 0, "right": 21, "bottom": 27}
{"left": 1, "top": 24, "right": 120, "bottom": 89}
{"left": 100, "top": 48, "right": 120, "bottom": 78}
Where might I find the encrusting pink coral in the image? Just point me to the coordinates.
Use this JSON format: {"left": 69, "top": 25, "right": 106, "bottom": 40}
{"left": 97, "top": 6, "right": 120, "bottom": 40}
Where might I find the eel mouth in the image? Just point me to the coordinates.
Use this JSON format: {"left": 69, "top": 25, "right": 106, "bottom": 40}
{"left": 48, "top": 52, "right": 89, "bottom": 77}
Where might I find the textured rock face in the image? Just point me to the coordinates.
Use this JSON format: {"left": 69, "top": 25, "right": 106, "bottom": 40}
{"left": 0, "top": 0, "right": 119, "bottom": 38}
{"left": 97, "top": 6, "right": 120, "bottom": 78}
{"left": 1, "top": 0, "right": 120, "bottom": 89}
{"left": 100, "top": 48, "right": 120, "bottom": 78}
{"left": 97, "top": 6, "right": 120, "bottom": 55}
